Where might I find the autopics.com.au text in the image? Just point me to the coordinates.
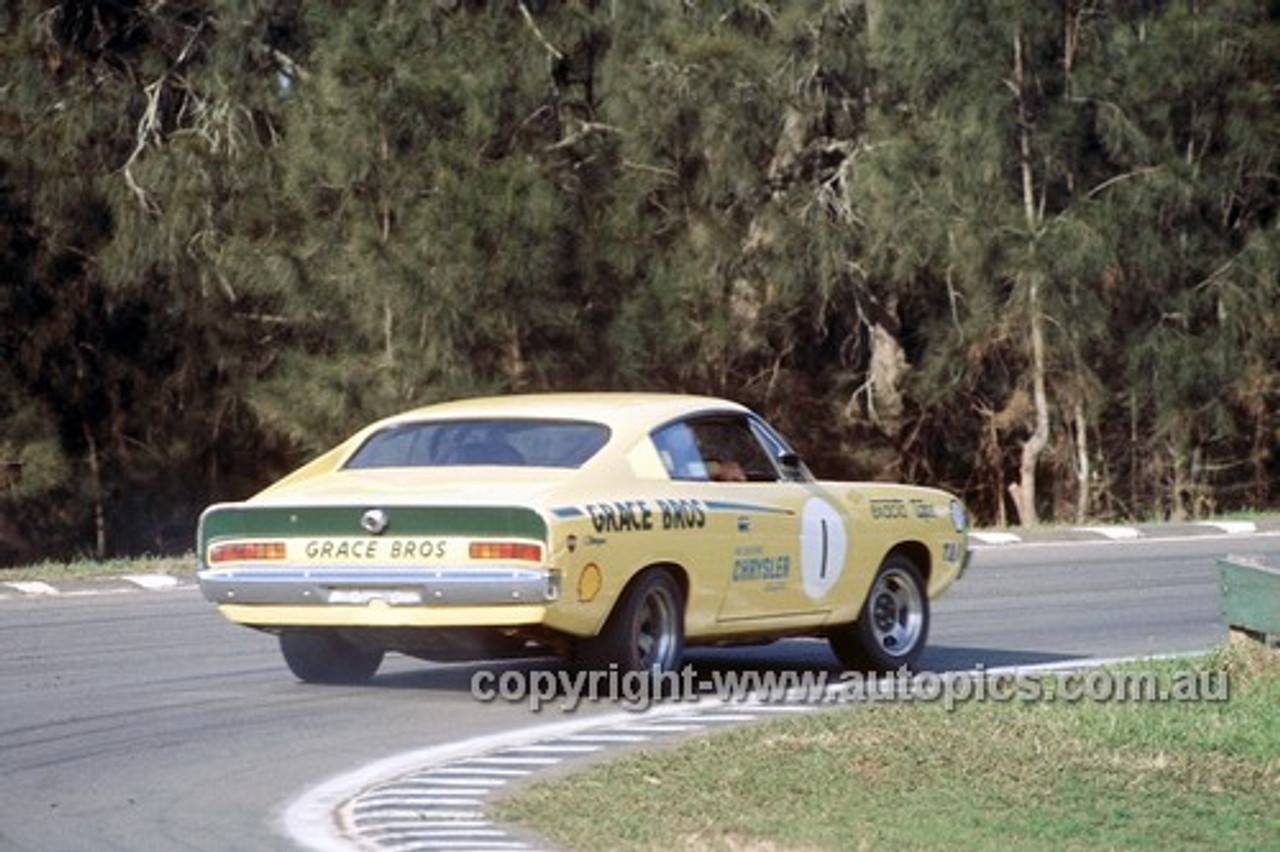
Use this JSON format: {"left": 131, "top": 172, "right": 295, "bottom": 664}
{"left": 470, "top": 663, "right": 1230, "bottom": 713}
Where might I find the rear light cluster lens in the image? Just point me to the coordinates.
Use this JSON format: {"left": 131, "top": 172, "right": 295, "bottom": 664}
{"left": 469, "top": 541, "right": 543, "bottom": 562}
{"left": 208, "top": 541, "right": 287, "bottom": 563}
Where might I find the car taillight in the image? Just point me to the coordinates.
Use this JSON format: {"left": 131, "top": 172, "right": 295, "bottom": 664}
{"left": 208, "top": 541, "right": 288, "bottom": 563}
{"left": 469, "top": 541, "right": 543, "bottom": 562}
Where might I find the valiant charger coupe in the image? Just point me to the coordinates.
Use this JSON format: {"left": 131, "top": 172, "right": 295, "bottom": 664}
{"left": 197, "top": 393, "right": 969, "bottom": 683}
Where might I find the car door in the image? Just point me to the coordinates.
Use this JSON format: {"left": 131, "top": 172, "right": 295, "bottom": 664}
{"left": 655, "top": 415, "right": 835, "bottom": 624}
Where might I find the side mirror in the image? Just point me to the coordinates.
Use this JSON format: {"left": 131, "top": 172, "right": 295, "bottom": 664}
{"left": 777, "top": 452, "right": 806, "bottom": 480}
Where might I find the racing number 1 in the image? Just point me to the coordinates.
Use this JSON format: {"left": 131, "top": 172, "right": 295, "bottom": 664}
{"left": 800, "top": 498, "right": 846, "bottom": 600}
{"left": 819, "top": 519, "right": 829, "bottom": 580}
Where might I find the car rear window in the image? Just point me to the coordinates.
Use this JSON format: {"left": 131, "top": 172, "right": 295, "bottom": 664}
{"left": 344, "top": 419, "right": 611, "bottom": 469}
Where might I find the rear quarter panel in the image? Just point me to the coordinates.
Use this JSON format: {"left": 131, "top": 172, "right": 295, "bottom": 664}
{"left": 538, "top": 487, "right": 723, "bottom": 637}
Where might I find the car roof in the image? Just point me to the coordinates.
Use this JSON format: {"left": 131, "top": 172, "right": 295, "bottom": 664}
{"left": 378, "top": 392, "right": 751, "bottom": 432}
{"left": 257, "top": 393, "right": 766, "bottom": 496}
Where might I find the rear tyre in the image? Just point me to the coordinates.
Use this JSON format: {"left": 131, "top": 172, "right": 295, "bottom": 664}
{"left": 830, "top": 555, "right": 929, "bottom": 672}
{"left": 575, "top": 569, "right": 685, "bottom": 674}
{"left": 279, "top": 630, "right": 384, "bottom": 684}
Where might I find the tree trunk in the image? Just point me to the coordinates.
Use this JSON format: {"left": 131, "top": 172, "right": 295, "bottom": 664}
{"left": 1074, "top": 399, "right": 1089, "bottom": 523}
{"left": 1169, "top": 442, "right": 1189, "bottom": 522}
{"left": 84, "top": 425, "right": 107, "bottom": 559}
{"left": 1017, "top": 276, "right": 1050, "bottom": 527}
{"left": 867, "top": 305, "right": 907, "bottom": 435}
{"left": 1012, "top": 26, "right": 1050, "bottom": 527}
{"left": 987, "top": 412, "right": 1008, "bottom": 528}
{"left": 382, "top": 297, "right": 395, "bottom": 366}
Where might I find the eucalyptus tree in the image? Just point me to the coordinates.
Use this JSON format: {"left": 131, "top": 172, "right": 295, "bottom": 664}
{"left": 1, "top": 0, "right": 1274, "bottom": 564}
{"left": 1083, "top": 1, "right": 1278, "bottom": 518}
{"left": 249, "top": 2, "right": 643, "bottom": 447}
{"left": 588, "top": 1, "right": 797, "bottom": 398}
{"left": 1, "top": 0, "right": 299, "bottom": 557}
{"left": 845, "top": 0, "right": 1276, "bottom": 524}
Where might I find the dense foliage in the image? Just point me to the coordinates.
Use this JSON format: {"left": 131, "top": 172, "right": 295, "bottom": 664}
{"left": 1, "top": 1, "right": 1276, "bottom": 564}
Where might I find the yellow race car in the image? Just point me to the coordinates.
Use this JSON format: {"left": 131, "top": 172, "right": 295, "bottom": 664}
{"left": 197, "top": 393, "right": 969, "bottom": 683}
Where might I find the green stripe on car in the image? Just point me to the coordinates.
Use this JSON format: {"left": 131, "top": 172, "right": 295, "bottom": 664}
{"left": 200, "top": 505, "right": 547, "bottom": 545}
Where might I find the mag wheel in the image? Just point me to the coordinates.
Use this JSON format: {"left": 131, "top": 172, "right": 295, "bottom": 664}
{"left": 830, "top": 555, "right": 929, "bottom": 672}
{"left": 278, "top": 630, "right": 384, "bottom": 684}
{"left": 576, "top": 569, "right": 685, "bottom": 674}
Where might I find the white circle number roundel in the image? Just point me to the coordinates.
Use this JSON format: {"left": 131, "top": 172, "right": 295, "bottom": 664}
{"left": 799, "top": 498, "right": 847, "bottom": 599}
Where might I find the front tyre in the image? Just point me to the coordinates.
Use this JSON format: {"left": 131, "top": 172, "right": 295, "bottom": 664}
{"left": 279, "top": 630, "right": 384, "bottom": 684}
{"left": 830, "top": 556, "right": 929, "bottom": 672}
{"left": 576, "top": 569, "right": 685, "bottom": 673}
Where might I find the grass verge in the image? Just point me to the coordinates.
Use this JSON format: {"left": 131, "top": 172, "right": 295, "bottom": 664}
{"left": 0, "top": 554, "right": 194, "bottom": 583}
{"left": 492, "top": 646, "right": 1278, "bottom": 851}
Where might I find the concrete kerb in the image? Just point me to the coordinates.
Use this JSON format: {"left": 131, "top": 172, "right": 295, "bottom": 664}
{"left": 280, "top": 700, "right": 746, "bottom": 852}
{"left": 969, "top": 515, "right": 1280, "bottom": 547}
{"left": 0, "top": 573, "right": 196, "bottom": 599}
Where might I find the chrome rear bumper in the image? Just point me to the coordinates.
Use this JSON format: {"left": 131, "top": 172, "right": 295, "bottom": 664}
{"left": 198, "top": 565, "right": 560, "bottom": 607}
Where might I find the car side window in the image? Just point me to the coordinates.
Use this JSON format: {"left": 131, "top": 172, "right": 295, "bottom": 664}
{"left": 749, "top": 417, "right": 811, "bottom": 483}
{"left": 652, "top": 422, "right": 709, "bottom": 481}
{"left": 652, "top": 417, "right": 781, "bottom": 483}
